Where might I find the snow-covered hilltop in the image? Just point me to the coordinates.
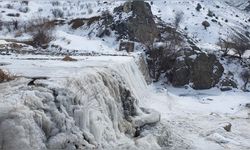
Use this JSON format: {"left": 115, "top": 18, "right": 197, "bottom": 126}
{"left": 0, "top": 0, "right": 250, "bottom": 150}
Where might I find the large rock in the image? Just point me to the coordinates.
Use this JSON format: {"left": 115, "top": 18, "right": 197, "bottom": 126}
{"left": 171, "top": 49, "right": 224, "bottom": 89}
{"left": 192, "top": 53, "right": 224, "bottom": 89}
{"left": 113, "top": 1, "right": 159, "bottom": 44}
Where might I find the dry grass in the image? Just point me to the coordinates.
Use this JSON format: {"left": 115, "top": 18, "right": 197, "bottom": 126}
{"left": 0, "top": 69, "right": 15, "bottom": 83}
{"left": 62, "top": 55, "right": 77, "bottom": 61}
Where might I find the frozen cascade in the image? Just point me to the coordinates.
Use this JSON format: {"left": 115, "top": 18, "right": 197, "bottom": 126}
{"left": 0, "top": 57, "right": 161, "bottom": 150}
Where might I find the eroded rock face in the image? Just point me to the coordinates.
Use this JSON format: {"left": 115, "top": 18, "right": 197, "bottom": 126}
{"left": 113, "top": 1, "right": 159, "bottom": 44}
{"left": 171, "top": 49, "right": 224, "bottom": 89}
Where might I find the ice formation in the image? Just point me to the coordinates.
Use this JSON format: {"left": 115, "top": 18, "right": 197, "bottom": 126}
{"left": 0, "top": 57, "right": 160, "bottom": 150}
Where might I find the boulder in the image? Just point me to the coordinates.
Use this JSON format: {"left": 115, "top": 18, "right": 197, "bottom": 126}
{"left": 171, "top": 49, "right": 224, "bottom": 89}
{"left": 223, "top": 123, "right": 232, "bottom": 132}
{"left": 113, "top": 1, "right": 159, "bottom": 44}
{"left": 192, "top": 53, "right": 224, "bottom": 89}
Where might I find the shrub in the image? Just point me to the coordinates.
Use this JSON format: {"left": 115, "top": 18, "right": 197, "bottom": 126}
{"left": 12, "top": 20, "right": 19, "bottom": 30}
{"left": 21, "top": 1, "right": 29, "bottom": 5}
{"left": 217, "top": 37, "right": 231, "bottom": 56}
{"left": 6, "top": 13, "right": 20, "bottom": 17}
{"left": 0, "top": 69, "right": 14, "bottom": 83}
{"left": 38, "top": 8, "right": 43, "bottom": 12}
{"left": 174, "top": 11, "right": 183, "bottom": 29}
{"left": 5, "top": 4, "right": 13, "bottom": 9}
{"left": 31, "top": 29, "right": 54, "bottom": 49}
{"left": 88, "top": 8, "right": 93, "bottom": 14}
{"left": 19, "top": 6, "right": 29, "bottom": 13}
{"left": 218, "top": 34, "right": 250, "bottom": 58}
{"left": 196, "top": 3, "right": 202, "bottom": 11}
{"left": 62, "top": 55, "right": 77, "bottom": 61}
{"left": 230, "top": 34, "right": 250, "bottom": 59}
{"left": 207, "top": 10, "right": 214, "bottom": 17}
{"left": 51, "top": 9, "right": 64, "bottom": 18}
{"left": 51, "top": 1, "right": 60, "bottom": 6}
{"left": 0, "top": 17, "right": 2, "bottom": 31}
{"left": 23, "top": 18, "right": 55, "bottom": 49}
{"left": 202, "top": 20, "right": 210, "bottom": 30}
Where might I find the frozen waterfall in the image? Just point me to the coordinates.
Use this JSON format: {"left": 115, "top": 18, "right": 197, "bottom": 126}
{"left": 0, "top": 56, "right": 160, "bottom": 150}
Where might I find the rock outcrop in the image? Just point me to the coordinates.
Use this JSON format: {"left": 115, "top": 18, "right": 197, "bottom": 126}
{"left": 171, "top": 49, "right": 224, "bottom": 89}
{"left": 113, "top": 1, "right": 159, "bottom": 44}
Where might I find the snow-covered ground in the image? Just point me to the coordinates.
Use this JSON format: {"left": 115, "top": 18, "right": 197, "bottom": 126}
{"left": 142, "top": 84, "right": 250, "bottom": 150}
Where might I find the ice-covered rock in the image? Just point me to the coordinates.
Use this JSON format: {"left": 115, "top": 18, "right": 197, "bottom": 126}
{"left": 0, "top": 57, "right": 160, "bottom": 150}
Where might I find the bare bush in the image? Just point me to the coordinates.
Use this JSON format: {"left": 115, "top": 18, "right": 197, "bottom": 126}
{"left": 62, "top": 55, "right": 77, "bottom": 61}
{"left": 217, "top": 34, "right": 250, "bottom": 58}
{"left": 207, "top": 9, "right": 214, "bottom": 17}
{"left": 23, "top": 18, "right": 55, "bottom": 49}
{"left": 32, "top": 29, "right": 53, "bottom": 49}
{"left": 241, "top": 69, "right": 250, "bottom": 91}
{"left": 0, "top": 69, "right": 15, "bottom": 83}
{"left": 21, "top": 1, "right": 29, "bottom": 5}
{"left": 230, "top": 34, "right": 250, "bottom": 59}
{"left": 5, "top": 4, "right": 13, "bottom": 9}
{"left": 196, "top": 3, "right": 202, "bottom": 11}
{"left": 51, "top": 9, "right": 64, "bottom": 18}
{"left": 174, "top": 11, "right": 183, "bottom": 30}
{"left": 147, "top": 27, "right": 185, "bottom": 81}
{"left": 51, "top": 1, "right": 60, "bottom": 6}
{"left": 12, "top": 20, "right": 19, "bottom": 30}
{"left": 0, "top": 16, "right": 2, "bottom": 31}
{"left": 88, "top": 8, "right": 93, "bottom": 14}
{"left": 217, "top": 37, "right": 230, "bottom": 56}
